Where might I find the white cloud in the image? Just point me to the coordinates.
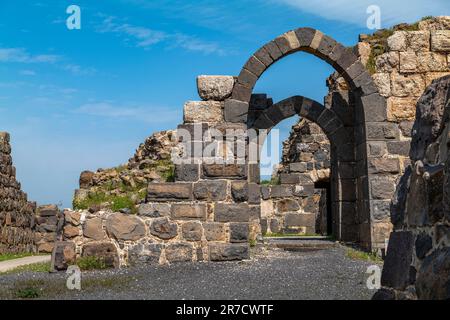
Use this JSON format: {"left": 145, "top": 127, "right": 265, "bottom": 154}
{"left": 97, "top": 16, "right": 225, "bottom": 55}
{"left": 74, "top": 102, "right": 181, "bottom": 124}
{"left": 275, "top": 0, "right": 450, "bottom": 27}
{"left": 62, "top": 64, "right": 97, "bottom": 76}
{"left": 0, "top": 48, "right": 60, "bottom": 63}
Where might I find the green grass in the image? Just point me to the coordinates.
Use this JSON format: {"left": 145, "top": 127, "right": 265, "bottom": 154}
{"left": 260, "top": 177, "right": 280, "bottom": 186}
{"left": 75, "top": 256, "right": 109, "bottom": 271}
{"left": 346, "top": 248, "right": 383, "bottom": 263}
{"left": 249, "top": 239, "right": 257, "bottom": 247}
{"left": 0, "top": 252, "right": 35, "bottom": 262}
{"left": 0, "top": 262, "right": 51, "bottom": 275}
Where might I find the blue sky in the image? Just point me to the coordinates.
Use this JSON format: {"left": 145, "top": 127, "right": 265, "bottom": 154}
{"left": 0, "top": 0, "right": 448, "bottom": 208}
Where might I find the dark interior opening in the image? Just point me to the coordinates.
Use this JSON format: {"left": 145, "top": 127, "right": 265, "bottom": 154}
{"left": 314, "top": 180, "right": 332, "bottom": 236}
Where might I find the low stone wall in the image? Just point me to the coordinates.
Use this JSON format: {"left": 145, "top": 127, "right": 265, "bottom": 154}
{"left": 374, "top": 75, "right": 450, "bottom": 300}
{"left": 34, "top": 204, "right": 64, "bottom": 253}
{"left": 0, "top": 132, "right": 35, "bottom": 254}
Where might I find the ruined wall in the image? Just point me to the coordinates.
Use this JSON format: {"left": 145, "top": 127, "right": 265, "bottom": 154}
{"left": 374, "top": 75, "right": 450, "bottom": 300}
{"left": 0, "top": 132, "right": 35, "bottom": 253}
{"left": 260, "top": 119, "right": 330, "bottom": 235}
{"left": 73, "top": 130, "right": 178, "bottom": 213}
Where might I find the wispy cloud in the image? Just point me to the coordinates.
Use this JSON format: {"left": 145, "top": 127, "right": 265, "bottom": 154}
{"left": 74, "top": 102, "right": 181, "bottom": 124}
{"left": 62, "top": 64, "right": 97, "bottom": 76}
{"left": 0, "top": 48, "right": 60, "bottom": 63}
{"left": 97, "top": 16, "right": 226, "bottom": 55}
{"left": 274, "top": 0, "right": 450, "bottom": 27}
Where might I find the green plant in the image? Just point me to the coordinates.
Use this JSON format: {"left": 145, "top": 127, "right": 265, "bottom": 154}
{"left": 16, "top": 287, "right": 40, "bottom": 299}
{"left": 421, "top": 16, "right": 434, "bottom": 21}
{"left": 346, "top": 248, "right": 383, "bottom": 263}
{"left": 249, "top": 239, "right": 257, "bottom": 247}
{"left": 1, "top": 262, "right": 51, "bottom": 275}
{"left": 260, "top": 176, "right": 280, "bottom": 186}
{"left": 76, "top": 256, "right": 108, "bottom": 271}
{"left": 0, "top": 252, "right": 34, "bottom": 262}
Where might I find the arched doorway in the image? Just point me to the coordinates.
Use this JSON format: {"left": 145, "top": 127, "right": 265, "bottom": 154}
{"left": 224, "top": 28, "right": 391, "bottom": 250}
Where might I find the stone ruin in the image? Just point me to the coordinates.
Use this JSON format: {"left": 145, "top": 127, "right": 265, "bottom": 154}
{"left": 1, "top": 16, "right": 450, "bottom": 299}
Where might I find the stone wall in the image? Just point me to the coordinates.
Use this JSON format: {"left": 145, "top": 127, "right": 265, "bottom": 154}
{"left": 374, "top": 75, "right": 450, "bottom": 300}
{"left": 260, "top": 119, "right": 330, "bottom": 235}
{"left": 0, "top": 132, "right": 35, "bottom": 253}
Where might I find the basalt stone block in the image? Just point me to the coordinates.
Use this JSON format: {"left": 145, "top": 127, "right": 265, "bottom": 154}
{"left": 299, "top": 99, "right": 325, "bottom": 121}
{"left": 277, "top": 199, "right": 300, "bottom": 213}
{"left": 416, "top": 247, "right": 450, "bottom": 299}
{"left": 231, "top": 181, "right": 248, "bottom": 202}
{"left": 391, "top": 166, "right": 411, "bottom": 230}
{"left": 284, "top": 213, "right": 315, "bottom": 227}
{"left": 203, "top": 222, "right": 226, "bottom": 241}
{"left": 193, "top": 180, "right": 227, "bottom": 201}
{"left": 261, "top": 186, "right": 270, "bottom": 200}
{"left": 415, "top": 233, "right": 433, "bottom": 260}
{"left": 361, "top": 94, "right": 387, "bottom": 122}
{"left": 202, "top": 163, "right": 247, "bottom": 178}
{"left": 37, "top": 204, "right": 59, "bottom": 217}
{"left": 224, "top": 99, "right": 249, "bottom": 123}
{"left": 248, "top": 183, "right": 261, "bottom": 204}
{"left": 128, "top": 242, "right": 162, "bottom": 265}
{"left": 171, "top": 204, "right": 207, "bottom": 220}
{"left": 370, "top": 177, "right": 396, "bottom": 200}
{"left": 83, "top": 217, "right": 106, "bottom": 241}
{"left": 243, "top": 55, "right": 266, "bottom": 77}
{"left": 147, "top": 183, "right": 193, "bottom": 201}
{"left": 264, "top": 104, "right": 287, "bottom": 125}
{"left": 214, "top": 203, "right": 250, "bottom": 222}
{"left": 279, "top": 173, "right": 299, "bottom": 184}
{"left": 372, "top": 288, "right": 396, "bottom": 300}
{"left": 165, "top": 243, "right": 194, "bottom": 263}
{"left": 368, "top": 158, "right": 400, "bottom": 174}
{"left": 230, "top": 223, "right": 250, "bottom": 243}
{"left": 177, "top": 123, "right": 209, "bottom": 142}
{"left": 317, "top": 34, "right": 337, "bottom": 59}
{"left": 293, "top": 184, "right": 315, "bottom": 197}
{"left": 79, "top": 170, "right": 94, "bottom": 188}
{"left": 270, "top": 185, "right": 293, "bottom": 198}
{"left": 254, "top": 46, "right": 273, "bottom": 66}
{"left": 270, "top": 219, "right": 280, "bottom": 233}
{"left": 150, "top": 217, "right": 178, "bottom": 240}
{"left": 181, "top": 221, "right": 203, "bottom": 241}
{"left": 294, "top": 27, "right": 316, "bottom": 48}
{"left": 51, "top": 241, "right": 76, "bottom": 271}
{"left": 138, "top": 203, "right": 171, "bottom": 217}
{"left": 106, "top": 213, "right": 146, "bottom": 241}
{"left": 209, "top": 243, "right": 249, "bottom": 261}
{"left": 263, "top": 41, "right": 283, "bottom": 61}
{"left": 82, "top": 242, "right": 119, "bottom": 268}
{"left": 248, "top": 205, "right": 261, "bottom": 220}
{"left": 381, "top": 231, "right": 414, "bottom": 290}
{"left": 196, "top": 75, "right": 234, "bottom": 101}
{"left": 366, "top": 123, "right": 399, "bottom": 140}
{"left": 274, "top": 31, "right": 300, "bottom": 54}
{"left": 371, "top": 200, "right": 391, "bottom": 221}
{"left": 175, "top": 163, "right": 200, "bottom": 182}
{"left": 238, "top": 68, "right": 258, "bottom": 89}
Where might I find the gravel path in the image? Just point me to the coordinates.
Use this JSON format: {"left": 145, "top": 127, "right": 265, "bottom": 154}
{"left": 0, "top": 245, "right": 380, "bottom": 300}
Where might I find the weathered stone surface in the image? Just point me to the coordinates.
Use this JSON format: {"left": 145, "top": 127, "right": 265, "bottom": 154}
{"left": 150, "top": 217, "right": 178, "bottom": 240}
{"left": 370, "top": 177, "right": 396, "bottom": 200}
{"left": 63, "top": 225, "right": 79, "bottom": 238}
{"left": 231, "top": 181, "right": 248, "bottom": 202}
{"left": 230, "top": 223, "right": 249, "bottom": 243}
{"left": 171, "top": 204, "right": 207, "bottom": 220}
{"left": 175, "top": 164, "right": 200, "bottom": 182}
{"left": 79, "top": 170, "right": 94, "bottom": 188}
{"left": 431, "top": 30, "right": 450, "bottom": 51}
{"left": 270, "top": 185, "right": 293, "bottom": 198}
{"left": 284, "top": 213, "right": 315, "bottom": 227}
{"left": 390, "top": 166, "right": 411, "bottom": 230}
{"left": 37, "top": 204, "right": 59, "bottom": 217}
{"left": 416, "top": 247, "right": 450, "bottom": 299}
{"left": 82, "top": 242, "right": 119, "bottom": 268}
{"left": 147, "top": 183, "right": 193, "bottom": 201}
{"left": 224, "top": 99, "right": 248, "bottom": 123}
{"left": 193, "top": 180, "right": 227, "bottom": 201}
{"left": 165, "top": 243, "right": 193, "bottom": 263}
{"left": 209, "top": 243, "right": 249, "bottom": 261}
{"left": 415, "top": 233, "right": 433, "bottom": 260}
{"left": 214, "top": 203, "right": 249, "bottom": 222}
{"left": 381, "top": 231, "right": 414, "bottom": 290}
{"left": 391, "top": 74, "right": 425, "bottom": 98}
{"left": 83, "top": 217, "right": 105, "bottom": 240}
{"left": 203, "top": 222, "right": 226, "bottom": 241}
{"left": 64, "top": 211, "right": 81, "bottom": 226}
{"left": 276, "top": 199, "right": 300, "bottom": 212}
{"left": 197, "top": 75, "right": 234, "bottom": 101}
{"left": 368, "top": 158, "right": 400, "bottom": 174}
{"left": 387, "top": 97, "right": 418, "bottom": 122}
{"left": 202, "top": 163, "right": 247, "bottom": 178}
{"left": 182, "top": 221, "right": 203, "bottom": 241}
{"left": 184, "top": 101, "right": 223, "bottom": 123}
{"left": 128, "top": 242, "right": 162, "bottom": 265}
{"left": 51, "top": 241, "right": 76, "bottom": 271}
{"left": 106, "top": 213, "right": 146, "bottom": 241}
{"left": 138, "top": 203, "right": 171, "bottom": 217}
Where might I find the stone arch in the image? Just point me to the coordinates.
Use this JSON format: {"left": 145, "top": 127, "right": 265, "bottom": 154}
{"left": 253, "top": 95, "right": 356, "bottom": 240}
{"left": 223, "top": 28, "right": 391, "bottom": 250}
